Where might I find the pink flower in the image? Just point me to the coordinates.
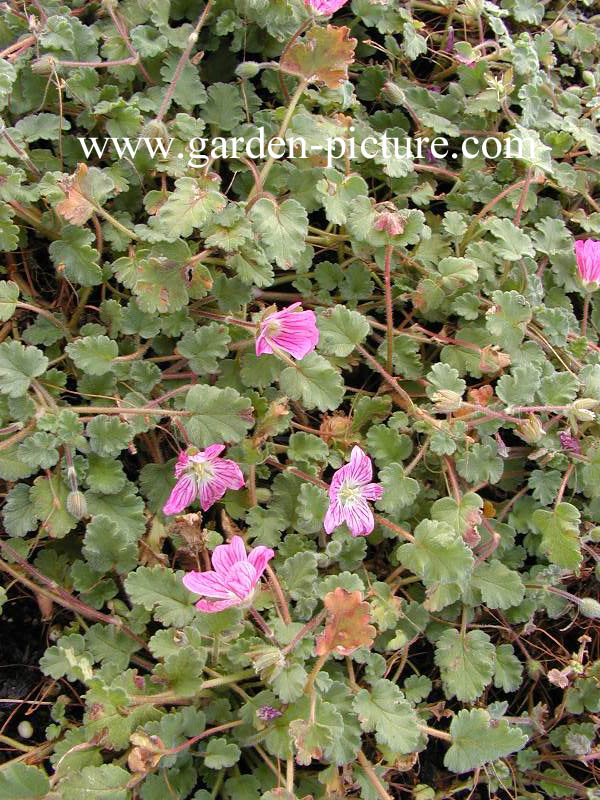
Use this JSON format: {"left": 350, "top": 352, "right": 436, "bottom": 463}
{"left": 575, "top": 239, "right": 600, "bottom": 287}
{"left": 182, "top": 535, "right": 274, "bottom": 612}
{"left": 305, "top": 0, "right": 349, "bottom": 14}
{"left": 255, "top": 302, "right": 319, "bottom": 360}
{"left": 324, "top": 446, "right": 383, "bottom": 537}
{"left": 163, "top": 445, "right": 245, "bottom": 516}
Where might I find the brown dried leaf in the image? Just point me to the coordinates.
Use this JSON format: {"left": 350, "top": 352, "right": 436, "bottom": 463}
{"left": 56, "top": 163, "right": 95, "bottom": 224}
{"left": 315, "top": 587, "right": 375, "bottom": 656}
{"left": 281, "top": 25, "right": 357, "bottom": 90}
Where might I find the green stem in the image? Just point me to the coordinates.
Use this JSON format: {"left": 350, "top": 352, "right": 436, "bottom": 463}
{"left": 251, "top": 78, "right": 309, "bottom": 199}
{"left": 383, "top": 243, "right": 394, "bottom": 375}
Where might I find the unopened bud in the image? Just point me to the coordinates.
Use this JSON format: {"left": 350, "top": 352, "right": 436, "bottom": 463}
{"left": 527, "top": 659, "right": 543, "bottom": 679}
{"left": 516, "top": 414, "right": 544, "bottom": 444}
{"left": 235, "top": 61, "right": 261, "bottom": 79}
{"left": 431, "top": 390, "right": 462, "bottom": 412}
{"left": 66, "top": 490, "right": 88, "bottom": 520}
{"left": 382, "top": 81, "right": 405, "bottom": 105}
{"left": 579, "top": 597, "right": 600, "bottom": 619}
{"left": 142, "top": 119, "right": 169, "bottom": 141}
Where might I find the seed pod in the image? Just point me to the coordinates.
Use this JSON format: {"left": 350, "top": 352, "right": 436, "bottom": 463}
{"left": 67, "top": 490, "right": 88, "bottom": 520}
{"left": 382, "top": 81, "right": 405, "bottom": 105}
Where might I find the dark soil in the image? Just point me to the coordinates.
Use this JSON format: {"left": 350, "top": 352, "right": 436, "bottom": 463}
{"left": 0, "top": 589, "right": 49, "bottom": 763}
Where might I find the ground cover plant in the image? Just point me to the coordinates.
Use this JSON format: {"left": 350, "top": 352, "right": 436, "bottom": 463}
{"left": 0, "top": 0, "right": 600, "bottom": 797}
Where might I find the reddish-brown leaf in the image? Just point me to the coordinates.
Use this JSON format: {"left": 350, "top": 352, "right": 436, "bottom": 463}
{"left": 56, "top": 163, "right": 94, "bottom": 224}
{"left": 315, "top": 587, "right": 375, "bottom": 656}
{"left": 281, "top": 25, "right": 357, "bottom": 90}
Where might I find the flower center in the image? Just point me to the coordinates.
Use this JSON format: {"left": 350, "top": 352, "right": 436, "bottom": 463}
{"left": 191, "top": 458, "right": 215, "bottom": 483}
{"left": 266, "top": 319, "right": 281, "bottom": 337}
{"left": 337, "top": 480, "right": 362, "bottom": 507}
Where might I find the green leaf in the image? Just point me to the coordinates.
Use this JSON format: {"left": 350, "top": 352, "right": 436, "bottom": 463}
{"left": 86, "top": 454, "right": 126, "bottom": 494}
{"left": 49, "top": 226, "right": 102, "bottom": 286}
{"left": 184, "top": 385, "right": 254, "bottom": 446}
{"left": 434, "top": 629, "right": 495, "bottom": 702}
{"left": 444, "top": 708, "right": 528, "bottom": 773}
{"left": 0, "top": 764, "right": 49, "bottom": 800}
{"left": 204, "top": 737, "right": 241, "bottom": 769}
{"left": 280, "top": 353, "right": 344, "bottom": 412}
{"left": 486, "top": 218, "right": 535, "bottom": 260}
{"left": 0, "top": 341, "right": 48, "bottom": 398}
{"left": 83, "top": 515, "right": 138, "bottom": 574}
{"left": 397, "top": 519, "right": 473, "bottom": 587}
{"left": 154, "top": 648, "right": 206, "bottom": 697}
{"left": 352, "top": 678, "right": 420, "bottom": 753}
{"left": 124, "top": 566, "right": 197, "bottom": 626}
{"left": 2, "top": 484, "right": 38, "bottom": 537}
{"left": 30, "top": 475, "right": 77, "bottom": 538}
{"left": 279, "top": 552, "right": 318, "bottom": 600}
{"left": 426, "top": 363, "right": 466, "bottom": 397}
{"left": 177, "top": 323, "right": 231, "bottom": 374}
{"left": 201, "top": 83, "right": 245, "bottom": 131}
{"left": 0, "top": 280, "right": 19, "bottom": 322}
{"left": 18, "top": 432, "right": 59, "bottom": 469}
{"left": 316, "top": 172, "right": 368, "bottom": 225}
{"left": 366, "top": 424, "right": 413, "bottom": 465}
{"left": 249, "top": 198, "right": 308, "bottom": 270}
{"left": 87, "top": 415, "right": 132, "bottom": 456}
{"left": 66, "top": 335, "right": 118, "bottom": 375}
{"left": 532, "top": 502, "right": 582, "bottom": 571}
{"left": 494, "top": 644, "right": 523, "bottom": 692}
{"left": 485, "top": 291, "right": 532, "bottom": 354}
{"left": 376, "top": 463, "right": 419, "bottom": 513}
{"left": 154, "top": 176, "right": 226, "bottom": 237}
{"left": 85, "top": 624, "right": 139, "bottom": 670}
{"left": 288, "top": 432, "right": 329, "bottom": 463}
{"left": 57, "top": 765, "right": 130, "bottom": 800}
{"left": 496, "top": 365, "right": 541, "bottom": 405}
{"left": 436, "top": 257, "right": 478, "bottom": 291}
{"left": 85, "top": 484, "right": 146, "bottom": 540}
{"left": 456, "top": 438, "right": 503, "bottom": 484}
{"left": 317, "top": 305, "right": 370, "bottom": 357}
{"left": 470, "top": 560, "right": 525, "bottom": 609}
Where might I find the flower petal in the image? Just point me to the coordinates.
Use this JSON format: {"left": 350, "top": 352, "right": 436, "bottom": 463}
{"left": 195, "top": 597, "right": 240, "bottom": 613}
{"left": 174, "top": 450, "right": 191, "bottom": 478}
{"left": 212, "top": 536, "right": 247, "bottom": 575}
{"left": 224, "top": 560, "right": 258, "bottom": 599}
{"left": 344, "top": 498, "right": 375, "bottom": 537}
{"left": 324, "top": 499, "right": 344, "bottom": 534}
{"left": 362, "top": 482, "right": 383, "bottom": 501}
{"left": 182, "top": 570, "right": 233, "bottom": 599}
{"left": 163, "top": 474, "right": 197, "bottom": 515}
{"left": 202, "top": 444, "right": 226, "bottom": 460}
{"left": 212, "top": 458, "right": 245, "bottom": 491}
{"left": 347, "top": 446, "right": 372, "bottom": 484}
{"left": 247, "top": 545, "right": 275, "bottom": 578}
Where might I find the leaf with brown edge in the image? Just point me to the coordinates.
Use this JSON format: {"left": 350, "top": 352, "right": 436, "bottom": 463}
{"left": 56, "top": 164, "right": 95, "bottom": 225}
{"left": 315, "top": 587, "right": 375, "bottom": 656}
{"left": 280, "top": 25, "right": 357, "bottom": 90}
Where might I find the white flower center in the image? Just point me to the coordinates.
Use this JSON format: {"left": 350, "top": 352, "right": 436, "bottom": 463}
{"left": 191, "top": 459, "right": 215, "bottom": 483}
{"left": 337, "top": 480, "right": 361, "bottom": 507}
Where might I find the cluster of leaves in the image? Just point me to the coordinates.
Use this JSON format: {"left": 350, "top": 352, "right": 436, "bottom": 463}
{"left": 0, "top": 0, "right": 600, "bottom": 798}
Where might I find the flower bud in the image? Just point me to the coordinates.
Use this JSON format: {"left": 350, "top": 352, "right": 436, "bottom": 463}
{"left": 382, "top": 81, "right": 405, "bottom": 105}
{"left": 66, "top": 490, "right": 88, "bottom": 520}
{"left": 516, "top": 414, "right": 544, "bottom": 444}
{"left": 17, "top": 721, "right": 33, "bottom": 739}
{"left": 431, "top": 390, "right": 462, "bottom": 412}
{"left": 235, "top": 61, "right": 261, "bottom": 79}
{"left": 527, "top": 659, "right": 543, "bottom": 679}
{"left": 141, "top": 119, "right": 169, "bottom": 141}
{"left": 579, "top": 597, "right": 600, "bottom": 619}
